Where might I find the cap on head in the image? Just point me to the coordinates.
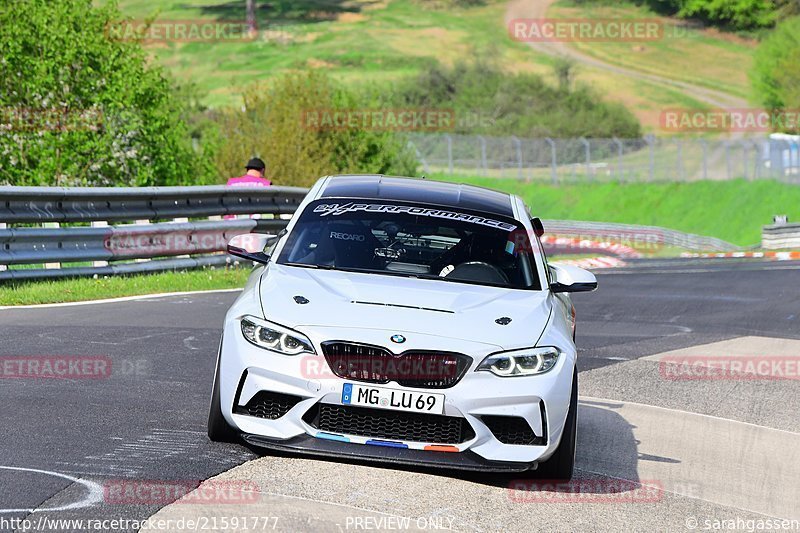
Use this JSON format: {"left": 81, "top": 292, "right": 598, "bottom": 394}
{"left": 245, "top": 157, "right": 266, "bottom": 171}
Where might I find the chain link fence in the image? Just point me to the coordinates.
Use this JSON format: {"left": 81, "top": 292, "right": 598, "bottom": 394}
{"left": 408, "top": 134, "right": 800, "bottom": 183}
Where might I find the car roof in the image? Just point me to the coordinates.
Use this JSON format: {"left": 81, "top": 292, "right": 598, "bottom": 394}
{"left": 318, "top": 175, "right": 516, "bottom": 218}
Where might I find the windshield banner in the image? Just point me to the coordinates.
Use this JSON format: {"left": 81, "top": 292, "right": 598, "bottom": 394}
{"left": 313, "top": 202, "right": 518, "bottom": 231}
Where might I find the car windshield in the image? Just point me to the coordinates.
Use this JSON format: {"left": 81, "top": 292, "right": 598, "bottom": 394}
{"left": 276, "top": 199, "right": 541, "bottom": 290}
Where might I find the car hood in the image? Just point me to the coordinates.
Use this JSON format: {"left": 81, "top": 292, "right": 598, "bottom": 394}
{"left": 258, "top": 264, "right": 551, "bottom": 350}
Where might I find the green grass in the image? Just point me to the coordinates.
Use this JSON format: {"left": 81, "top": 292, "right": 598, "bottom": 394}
{"left": 108, "top": 0, "right": 716, "bottom": 120}
{"left": 550, "top": 0, "right": 756, "bottom": 101}
{"left": 0, "top": 267, "right": 251, "bottom": 306}
{"left": 434, "top": 176, "right": 800, "bottom": 246}
{"left": 112, "top": 0, "right": 522, "bottom": 107}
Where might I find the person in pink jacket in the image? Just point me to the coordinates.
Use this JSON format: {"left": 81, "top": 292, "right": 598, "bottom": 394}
{"left": 227, "top": 158, "right": 271, "bottom": 187}
{"left": 225, "top": 158, "right": 271, "bottom": 219}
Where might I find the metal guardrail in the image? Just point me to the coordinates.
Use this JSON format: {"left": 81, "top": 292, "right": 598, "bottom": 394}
{"left": 762, "top": 222, "right": 800, "bottom": 250}
{"left": 0, "top": 186, "right": 304, "bottom": 281}
{"left": 0, "top": 185, "right": 307, "bottom": 223}
{"left": 0, "top": 185, "right": 742, "bottom": 281}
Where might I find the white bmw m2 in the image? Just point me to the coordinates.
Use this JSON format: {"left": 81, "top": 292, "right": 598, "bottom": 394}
{"left": 208, "top": 175, "right": 597, "bottom": 480}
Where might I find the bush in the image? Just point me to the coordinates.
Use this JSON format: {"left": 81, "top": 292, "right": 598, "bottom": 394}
{"left": 751, "top": 15, "right": 800, "bottom": 124}
{"left": 0, "top": 0, "right": 211, "bottom": 186}
{"left": 387, "top": 61, "right": 642, "bottom": 138}
{"left": 602, "top": 0, "right": 782, "bottom": 30}
{"left": 212, "top": 71, "right": 418, "bottom": 187}
{"left": 677, "top": 0, "right": 776, "bottom": 30}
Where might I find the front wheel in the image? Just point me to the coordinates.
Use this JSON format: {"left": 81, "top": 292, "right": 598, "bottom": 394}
{"left": 207, "top": 337, "right": 240, "bottom": 443}
{"left": 535, "top": 370, "right": 577, "bottom": 481}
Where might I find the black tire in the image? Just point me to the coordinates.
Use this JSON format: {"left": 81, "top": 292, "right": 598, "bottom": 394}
{"left": 207, "top": 337, "right": 240, "bottom": 443}
{"left": 535, "top": 370, "right": 578, "bottom": 481}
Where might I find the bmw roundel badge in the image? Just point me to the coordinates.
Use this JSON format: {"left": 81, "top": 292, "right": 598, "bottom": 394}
{"left": 390, "top": 334, "right": 406, "bottom": 344}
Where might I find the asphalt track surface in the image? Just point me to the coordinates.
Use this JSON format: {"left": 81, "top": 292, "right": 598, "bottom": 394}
{"left": 1, "top": 260, "right": 799, "bottom": 532}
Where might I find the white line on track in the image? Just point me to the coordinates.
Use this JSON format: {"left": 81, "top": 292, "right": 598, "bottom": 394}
{"left": 0, "top": 465, "right": 104, "bottom": 513}
{"left": 0, "top": 288, "right": 242, "bottom": 310}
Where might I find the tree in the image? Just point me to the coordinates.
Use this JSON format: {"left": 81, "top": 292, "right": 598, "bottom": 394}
{"left": 212, "top": 71, "right": 417, "bottom": 187}
{"left": 751, "top": 15, "right": 800, "bottom": 121}
{"left": 0, "top": 0, "right": 211, "bottom": 186}
{"left": 677, "top": 0, "right": 777, "bottom": 29}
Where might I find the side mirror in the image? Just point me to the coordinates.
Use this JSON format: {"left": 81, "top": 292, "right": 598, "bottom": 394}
{"left": 549, "top": 264, "right": 597, "bottom": 293}
{"left": 227, "top": 233, "right": 275, "bottom": 264}
{"left": 531, "top": 217, "right": 544, "bottom": 237}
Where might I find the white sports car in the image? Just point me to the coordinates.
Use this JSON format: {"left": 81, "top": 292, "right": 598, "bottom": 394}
{"left": 209, "top": 175, "right": 597, "bottom": 479}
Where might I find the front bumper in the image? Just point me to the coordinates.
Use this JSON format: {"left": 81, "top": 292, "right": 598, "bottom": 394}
{"left": 219, "top": 320, "right": 576, "bottom": 470}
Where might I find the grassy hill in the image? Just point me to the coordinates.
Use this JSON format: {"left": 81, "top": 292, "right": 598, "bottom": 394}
{"left": 111, "top": 0, "right": 755, "bottom": 130}
{"left": 548, "top": 0, "right": 756, "bottom": 102}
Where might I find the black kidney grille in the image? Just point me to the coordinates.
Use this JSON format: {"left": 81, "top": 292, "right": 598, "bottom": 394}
{"left": 481, "top": 415, "right": 544, "bottom": 445}
{"left": 307, "top": 403, "right": 475, "bottom": 444}
{"left": 235, "top": 391, "right": 302, "bottom": 420}
{"left": 321, "top": 342, "right": 472, "bottom": 389}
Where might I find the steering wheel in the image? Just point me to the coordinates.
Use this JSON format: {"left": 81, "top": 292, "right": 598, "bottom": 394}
{"left": 443, "top": 261, "right": 509, "bottom": 285}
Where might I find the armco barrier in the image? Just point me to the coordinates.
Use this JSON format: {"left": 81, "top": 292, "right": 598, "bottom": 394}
{"left": 0, "top": 185, "right": 304, "bottom": 281}
{"left": 0, "top": 185, "right": 307, "bottom": 223}
{"left": 762, "top": 222, "right": 800, "bottom": 250}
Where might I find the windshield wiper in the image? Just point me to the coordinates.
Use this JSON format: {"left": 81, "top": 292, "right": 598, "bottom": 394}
{"left": 283, "top": 262, "right": 336, "bottom": 270}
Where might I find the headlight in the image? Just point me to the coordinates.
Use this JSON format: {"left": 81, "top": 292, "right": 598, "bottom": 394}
{"left": 240, "top": 317, "right": 314, "bottom": 355}
{"left": 477, "top": 347, "right": 561, "bottom": 377}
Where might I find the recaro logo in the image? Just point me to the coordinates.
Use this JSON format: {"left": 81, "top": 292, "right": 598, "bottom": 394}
{"left": 330, "top": 232, "right": 365, "bottom": 242}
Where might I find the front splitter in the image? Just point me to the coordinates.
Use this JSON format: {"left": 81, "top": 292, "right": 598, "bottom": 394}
{"left": 241, "top": 433, "right": 537, "bottom": 473}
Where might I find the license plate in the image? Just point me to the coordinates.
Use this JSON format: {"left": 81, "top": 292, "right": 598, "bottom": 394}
{"left": 342, "top": 383, "right": 445, "bottom": 414}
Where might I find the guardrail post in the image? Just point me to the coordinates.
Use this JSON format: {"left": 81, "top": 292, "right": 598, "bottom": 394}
{"left": 512, "top": 136, "right": 523, "bottom": 179}
{"left": 43, "top": 222, "right": 61, "bottom": 270}
{"left": 676, "top": 138, "right": 684, "bottom": 181}
{"left": 0, "top": 223, "right": 6, "bottom": 272}
{"left": 646, "top": 135, "right": 655, "bottom": 182}
{"left": 545, "top": 138, "right": 558, "bottom": 185}
{"left": 134, "top": 220, "right": 151, "bottom": 262}
{"left": 172, "top": 218, "right": 191, "bottom": 258}
{"left": 91, "top": 221, "right": 109, "bottom": 267}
